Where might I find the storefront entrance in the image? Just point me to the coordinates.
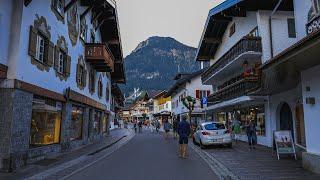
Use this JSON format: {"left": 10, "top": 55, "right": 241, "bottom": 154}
{"left": 279, "top": 103, "right": 294, "bottom": 139}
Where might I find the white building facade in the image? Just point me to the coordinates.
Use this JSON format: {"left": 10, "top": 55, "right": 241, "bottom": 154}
{"left": 197, "top": 0, "right": 320, "bottom": 173}
{"left": 167, "top": 70, "right": 212, "bottom": 124}
{"left": 0, "top": 0, "right": 125, "bottom": 171}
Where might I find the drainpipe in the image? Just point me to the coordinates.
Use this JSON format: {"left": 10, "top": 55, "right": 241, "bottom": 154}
{"left": 269, "top": 0, "right": 283, "bottom": 58}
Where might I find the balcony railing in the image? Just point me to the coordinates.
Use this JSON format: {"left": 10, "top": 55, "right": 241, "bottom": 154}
{"left": 208, "top": 76, "right": 260, "bottom": 104}
{"left": 85, "top": 43, "right": 115, "bottom": 72}
{"left": 202, "top": 36, "right": 262, "bottom": 82}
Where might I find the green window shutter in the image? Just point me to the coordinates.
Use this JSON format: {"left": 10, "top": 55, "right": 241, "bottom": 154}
{"left": 54, "top": 46, "right": 59, "bottom": 70}
{"left": 47, "top": 41, "right": 55, "bottom": 67}
{"left": 64, "top": 55, "right": 71, "bottom": 77}
{"left": 28, "top": 26, "right": 38, "bottom": 57}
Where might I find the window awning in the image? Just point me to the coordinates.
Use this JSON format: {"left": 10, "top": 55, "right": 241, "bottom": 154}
{"left": 206, "top": 96, "right": 267, "bottom": 111}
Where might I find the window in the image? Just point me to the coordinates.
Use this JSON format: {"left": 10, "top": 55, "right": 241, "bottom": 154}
{"left": 98, "top": 77, "right": 103, "bottom": 98}
{"left": 56, "top": 0, "right": 64, "bottom": 15}
{"left": 93, "top": 111, "right": 101, "bottom": 134}
{"left": 36, "top": 35, "right": 45, "bottom": 62}
{"left": 89, "top": 69, "right": 96, "bottom": 93}
{"left": 229, "top": 23, "right": 236, "bottom": 37}
{"left": 287, "top": 18, "right": 296, "bottom": 38}
{"left": 204, "top": 123, "right": 225, "bottom": 130}
{"left": 78, "top": 65, "right": 84, "bottom": 85}
{"left": 30, "top": 97, "right": 61, "bottom": 146}
{"left": 70, "top": 105, "right": 83, "bottom": 141}
{"left": 90, "top": 31, "right": 95, "bottom": 43}
{"left": 106, "top": 82, "right": 110, "bottom": 102}
{"left": 196, "top": 90, "right": 210, "bottom": 99}
{"left": 80, "top": 19, "right": 87, "bottom": 42}
{"left": 102, "top": 114, "right": 108, "bottom": 133}
{"left": 248, "top": 27, "right": 259, "bottom": 37}
{"left": 58, "top": 51, "right": 65, "bottom": 74}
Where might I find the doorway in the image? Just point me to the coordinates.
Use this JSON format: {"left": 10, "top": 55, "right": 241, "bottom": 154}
{"left": 279, "top": 103, "right": 294, "bottom": 139}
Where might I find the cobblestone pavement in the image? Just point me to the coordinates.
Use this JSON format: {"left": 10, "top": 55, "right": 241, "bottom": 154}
{"left": 0, "top": 128, "right": 132, "bottom": 180}
{"left": 67, "top": 129, "right": 219, "bottom": 180}
{"left": 192, "top": 141, "right": 320, "bottom": 180}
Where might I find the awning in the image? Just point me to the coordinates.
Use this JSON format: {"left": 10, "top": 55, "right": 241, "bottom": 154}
{"left": 206, "top": 96, "right": 267, "bottom": 111}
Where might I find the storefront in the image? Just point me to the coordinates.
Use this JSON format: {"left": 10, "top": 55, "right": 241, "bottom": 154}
{"left": 30, "top": 95, "right": 62, "bottom": 147}
{"left": 70, "top": 105, "right": 84, "bottom": 141}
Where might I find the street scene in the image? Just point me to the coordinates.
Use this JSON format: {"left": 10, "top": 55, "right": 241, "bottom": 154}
{"left": 1, "top": 0, "right": 320, "bottom": 179}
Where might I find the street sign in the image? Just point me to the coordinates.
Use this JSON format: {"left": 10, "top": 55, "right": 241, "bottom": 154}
{"left": 202, "top": 97, "right": 208, "bottom": 105}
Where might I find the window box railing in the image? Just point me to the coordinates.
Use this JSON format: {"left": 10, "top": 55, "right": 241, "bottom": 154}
{"left": 208, "top": 75, "right": 260, "bottom": 104}
{"left": 85, "top": 43, "right": 115, "bottom": 72}
{"left": 202, "top": 36, "right": 262, "bottom": 82}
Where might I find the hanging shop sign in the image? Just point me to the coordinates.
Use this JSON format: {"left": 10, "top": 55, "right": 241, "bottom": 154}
{"left": 273, "top": 130, "right": 297, "bottom": 160}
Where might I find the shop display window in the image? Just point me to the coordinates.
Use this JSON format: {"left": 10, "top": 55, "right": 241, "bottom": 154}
{"left": 30, "top": 97, "right": 62, "bottom": 146}
{"left": 70, "top": 105, "right": 84, "bottom": 141}
{"left": 93, "top": 111, "right": 102, "bottom": 134}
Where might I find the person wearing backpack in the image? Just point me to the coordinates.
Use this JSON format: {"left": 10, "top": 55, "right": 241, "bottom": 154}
{"left": 177, "top": 117, "right": 191, "bottom": 159}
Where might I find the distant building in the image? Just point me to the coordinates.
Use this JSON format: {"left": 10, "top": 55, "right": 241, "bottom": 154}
{"left": 152, "top": 91, "right": 172, "bottom": 123}
{"left": 0, "top": 0, "right": 125, "bottom": 171}
{"left": 166, "top": 69, "right": 212, "bottom": 124}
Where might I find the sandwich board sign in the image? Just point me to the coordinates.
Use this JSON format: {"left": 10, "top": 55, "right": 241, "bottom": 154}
{"left": 273, "top": 130, "right": 297, "bottom": 160}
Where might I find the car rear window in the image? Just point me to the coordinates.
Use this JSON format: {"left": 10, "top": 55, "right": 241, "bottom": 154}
{"left": 204, "top": 123, "right": 225, "bottom": 130}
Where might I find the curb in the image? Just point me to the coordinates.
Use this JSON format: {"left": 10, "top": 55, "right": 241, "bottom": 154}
{"left": 189, "top": 143, "right": 239, "bottom": 180}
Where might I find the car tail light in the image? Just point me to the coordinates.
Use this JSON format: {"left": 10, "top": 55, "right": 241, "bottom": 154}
{"left": 202, "top": 131, "right": 210, "bottom": 135}
{"left": 224, "top": 129, "right": 231, "bottom": 134}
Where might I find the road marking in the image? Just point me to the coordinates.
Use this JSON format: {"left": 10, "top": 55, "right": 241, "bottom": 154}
{"left": 189, "top": 143, "right": 239, "bottom": 180}
{"left": 25, "top": 131, "right": 135, "bottom": 180}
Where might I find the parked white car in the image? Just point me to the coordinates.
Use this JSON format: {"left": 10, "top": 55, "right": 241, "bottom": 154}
{"left": 193, "top": 122, "right": 232, "bottom": 148}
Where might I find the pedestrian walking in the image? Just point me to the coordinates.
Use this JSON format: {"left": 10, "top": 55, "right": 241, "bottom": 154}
{"left": 177, "top": 117, "right": 191, "bottom": 159}
{"left": 172, "top": 119, "right": 179, "bottom": 139}
{"left": 232, "top": 119, "right": 241, "bottom": 142}
{"left": 133, "top": 121, "right": 137, "bottom": 133}
{"left": 245, "top": 120, "right": 257, "bottom": 150}
{"left": 163, "top": 119, "right": 171, "bottom": 140}
{"left": 155, "top": 120, "right": 160, "bottom": 132}
{"left": 138, "top": 121, "right": 143, "bottom": 133}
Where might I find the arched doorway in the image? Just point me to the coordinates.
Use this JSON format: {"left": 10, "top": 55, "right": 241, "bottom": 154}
{"left": 280, "top": 103, "right": 294, "bottom": 139}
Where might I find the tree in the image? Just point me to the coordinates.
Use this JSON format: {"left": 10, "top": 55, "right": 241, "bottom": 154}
{"left": 181, "top": 96, "right": 196, "bottom": 123}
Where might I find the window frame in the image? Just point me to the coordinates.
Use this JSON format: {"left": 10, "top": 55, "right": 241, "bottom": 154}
{"left": 57, "top": 51, "right": 65, "bottom": 74}
{"left": 36, "top": 34, "right": 46, "bottom": 63}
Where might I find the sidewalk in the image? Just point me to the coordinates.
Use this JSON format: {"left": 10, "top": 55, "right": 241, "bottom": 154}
{"left": 0, "top": 128, "right": 133, "bottom": 180}
{"left": 192, "top": 141, "right": 320, "bottom": 180}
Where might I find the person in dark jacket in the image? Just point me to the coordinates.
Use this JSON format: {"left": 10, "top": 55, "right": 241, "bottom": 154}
{"left": 172, "top": 119, "right": 179, "bottom": 139}
{"left": 177, "top": 117, "right": 191, "bottom": 159}
{"left": 245, "top": 120, "right": 257, "bottom": 150}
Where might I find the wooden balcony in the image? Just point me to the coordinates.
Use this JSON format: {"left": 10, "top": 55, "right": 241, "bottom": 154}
{"left": 208, "top": 75, "right": 260, "bottom": 104}
{"left": 85, "top": 43, "right": 115, "bottom": 72}
{"left": 202, "top": 36, "right": 262, "bottom": 83}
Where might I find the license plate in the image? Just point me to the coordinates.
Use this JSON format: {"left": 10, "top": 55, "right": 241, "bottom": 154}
{"left": 213, "top": 138, "right": 223, "bottom": 142}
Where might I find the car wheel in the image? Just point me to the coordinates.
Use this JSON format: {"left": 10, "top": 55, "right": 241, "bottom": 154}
{"left": 227, "top": 143, "right": 232, "bottom": 148}
{"left": 200, "top": 141, "right": 206, "bottom": 149}
{"left": 193, "top": 137, "right": 197, "bottom": 145}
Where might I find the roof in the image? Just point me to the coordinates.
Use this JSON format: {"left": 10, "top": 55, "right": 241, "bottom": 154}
{"left": 166, "top": 68, "right": 207, "bottom": 97}
{"left": 196, "top": 0, "right": 294, "bottom": 61}
{"left": 146, "top": 90, "right": 164, "bottom": 99}
{"left": 153, "top": 90, "right": 167, "bottom": 99}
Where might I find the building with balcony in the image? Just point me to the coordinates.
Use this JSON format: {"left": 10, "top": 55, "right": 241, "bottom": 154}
{"left": 166, "top": 69, "right": 212, "bottom": 124}
{"left": 0, "top": 0, "right": 125, "bottom": 171}
{"left": 197, "top": 0, "right": 320, "bottom": 173}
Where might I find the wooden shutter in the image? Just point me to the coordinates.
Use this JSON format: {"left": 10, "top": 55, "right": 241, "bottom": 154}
{"left": 196, "top": 90, "right": 200, "bottom": 99}
{"left": 47, "top": 41, "right": 54, "bottom": 67}
{"left": 207, "top": 90, "right": 210, "bottom": 97}
{"left": 65, "top": 55, "right": 71, "bottom": 77}
{"left": 54, "top": 46, "right": 59, "bottom": 70}
{"left": 83, "top": 69, "right": 87, "bottom": 86}
{"left": 76, "top": 63, "right": 81, "bottom": 84}
{"left": 28, "top": 26, "right": 37, "bottom": 57}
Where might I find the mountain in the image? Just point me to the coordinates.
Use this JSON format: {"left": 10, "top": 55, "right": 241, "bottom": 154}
{"left": 120, "top": 36, "right": 202, "bottom": 95}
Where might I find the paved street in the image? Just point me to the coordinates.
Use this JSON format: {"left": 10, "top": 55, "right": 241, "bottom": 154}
{"left": 67, "top": 129, "right": 218, "bottom": 180}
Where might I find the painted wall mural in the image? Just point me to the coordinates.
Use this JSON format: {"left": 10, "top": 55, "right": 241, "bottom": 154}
{"left": 67, "top": 3, "right": 79, "bottom": 46}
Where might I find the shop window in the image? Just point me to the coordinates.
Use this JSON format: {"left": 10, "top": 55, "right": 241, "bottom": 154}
{"left": 30, "top": 97, "right": 61, "bottom": 146}
{"left": 93, "top": 111, "right": 102, "bottom": 134}
{"left": 229, "top": 23, "right": 236, "bottom": 37}
{"left": 287, "top": 18, "right": 296, "bottom": 38}
{"left": 102, "top": 114, "right": 108, "bottom": 133}
{"left": 70, "top": 105, "right": 83, "bottom": 141}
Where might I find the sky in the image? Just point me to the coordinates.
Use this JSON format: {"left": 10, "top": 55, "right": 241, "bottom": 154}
{"left": 116, "top": 0, "right": 225, "bottom": 56}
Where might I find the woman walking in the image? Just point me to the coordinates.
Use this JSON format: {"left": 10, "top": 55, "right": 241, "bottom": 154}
{"left": 245, "top": 120, "right": 257, "bottom": 150}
